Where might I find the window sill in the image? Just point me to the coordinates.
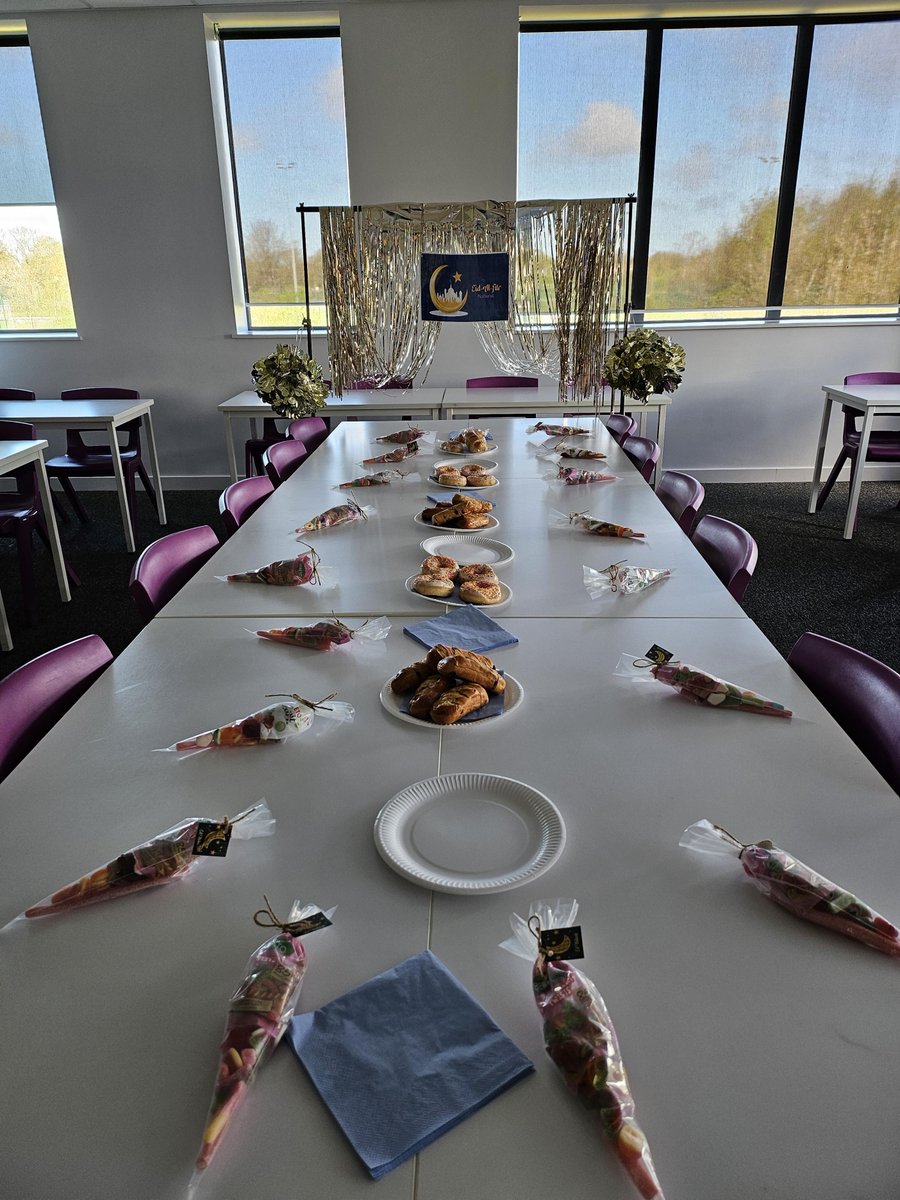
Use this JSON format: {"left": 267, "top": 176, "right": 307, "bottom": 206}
{"left": 0, "top": 331, "right": 80, "bottom": 341}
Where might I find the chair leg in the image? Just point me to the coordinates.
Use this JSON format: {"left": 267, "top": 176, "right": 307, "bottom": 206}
{"left": 14, "top": 522, "right": 36, "bottom": 624}
{"left": 135, "top": 461, "right": 160, "bottom": 515}
{"left": 815, "top": 449, "right": 849, "bottom": 511}
{"left": 50, "top": 488, "right": 71, "bottom": 523}
{"left": 34, "top": 517, "right": 81, "bottom": 587}
{"left": 52, "top": 473, "right": 91, "bottom": 523}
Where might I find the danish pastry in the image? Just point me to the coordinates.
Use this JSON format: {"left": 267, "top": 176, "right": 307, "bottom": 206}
{"left": 421, "top": 555, "right": 458, "bottom": 578}
{"left": 458, "top": 579, "right": 503, "bottom": 605}
{"left": 457, "top": 563, "right": 498, "bottom": 583}
{"left": 413, "top": 574, "right": 455, "bottom": 598}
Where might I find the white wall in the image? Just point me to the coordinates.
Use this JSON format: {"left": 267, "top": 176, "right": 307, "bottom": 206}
{"left": 2, "top": 1, "right": 897, "bottom": 485}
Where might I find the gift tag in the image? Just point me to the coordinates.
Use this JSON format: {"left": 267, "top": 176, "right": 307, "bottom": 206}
{"left": 539, "top": 925, "right": 584, "bottom": 961}
{"left": 645, "top": 644, "right": 674, "bottom": 664}
{"left": 192, "top": 821, "right": 233, "bottom": 857}
{"left": 289, "top": 911, "right": 333, "bottom": 935}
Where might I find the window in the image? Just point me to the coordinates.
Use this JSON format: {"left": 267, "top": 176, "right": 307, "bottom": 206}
{"left": 0, "top": 35, "right": 76, "bottom": 333}
{"left": 518, "top": 15, "right": 900, "bottom": 323}
{"left": 217, "top": 27, "right": 350, "bottom": 332}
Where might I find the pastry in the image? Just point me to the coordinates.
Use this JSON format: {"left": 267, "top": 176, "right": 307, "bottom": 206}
{"left": 421, "top": 555, "right": 458, "bottom": 578}
{"left": 390, "top": 660, "right": 432, "bottom": 693}
{"left": 436, "top": 468, "right": 467, "bottom": 487}
{"left": 408, "top": 674, "right": 451, "bottom": 718}
{"left": 459, "top": 579, "right": 503, "bottom": 604}
{"left": 459, "top": 463, "right": 488, "bottom": 478}
{"left": 429, "top": 502, "right": 469, "bottom": 526}
{"left": 437, "top": 652, "right": 505, "bottom": 694}
{"left": 412, "top": 574, "right": 455, "bottom": 598}
{"left": 465, "top": 472, "right": 497, "bottom": 487}
{"left": 451, "top": 494, "right": 493, "bottom": 513}
{"left": 457, "top": 563, "right": 498, "bottom": 583}
{"left": 430, "top": 683, "right": 490, "bottom": 725}
{"left": 457, "top": 514, "right": 492, "bottom": 529}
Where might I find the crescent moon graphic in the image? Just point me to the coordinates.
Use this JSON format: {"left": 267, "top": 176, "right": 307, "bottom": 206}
{"left": 429, "top": 264, "right": 468, "bottom": 315}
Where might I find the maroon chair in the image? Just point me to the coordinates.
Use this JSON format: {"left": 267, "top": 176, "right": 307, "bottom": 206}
{"left": 814, "top": 372, "right": 900, "bottom": 518}
{"left": 264, "top": 439, "right": 309, "bottom": 486}
{"left": 0, "top": 388, "right": 37, "bottom": 401}
{"left": 691, "top": 514, "right": 758, "bottom": 603}
{"left": 656, "top": 470, "right": 705, "bottom": 533}
{"left": 287, "top": 416, "right": 330, "bottom": 452}
{"left": 219, "top": 475, "right": 274, "bottom": 538}
{"left": 45, "top": 387, "right": 158, "bottom": 524}
{"left": 0, "top": 634, "right": 113, "bottom": 783}
{"left": 245, "top": 417, "right": 286, "bottom": 479}
{"left": 0, "top": 419, "right": 80, "bottom": 621}
{"left": 605, "top": 413, "right": 636, "bottom": 443}
{"left": 466, "top": 376, "right": 539, "bottom": 388}
{"left": 129, "top": 525, "right": 220, "bottom": 623}
{"left": 621, "top": 434, "right": 660, "bottom": 483}
{"left": 788, "top": 632, "right": 900, "bottom": 795}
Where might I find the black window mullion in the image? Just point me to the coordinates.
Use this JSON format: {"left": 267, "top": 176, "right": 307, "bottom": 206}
{"left": 765, "top": 21, "right": 814, "bottom": 315}
{"left": 629, "top": 24, "right": 662, "bottom": 313}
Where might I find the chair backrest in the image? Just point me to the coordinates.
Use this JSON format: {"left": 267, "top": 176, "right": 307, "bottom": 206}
{"left": 840, "top": 373, "right": 900, "bottom": 437}
{"left": 61, "top": 387, "right": 143, "bottom": 453}
{"left": 0, "top": 419, "right": 39, "bottom": 495}
{"left": 465, "top": 376, "right": 539, "bottom": 389}
{"left": 788, "top": 632, "right": 900, "bottom": 795}
{"left": 0, "top": 635, "right": 113, "bottom": 783}
{"left": 0, "top": 388, "right": 37, "bottom": 401}
{"left": 691, "top": 514, "right": 758, "bottom": 602}
{"left": 605, "top": 413, "right": 636, "bottom": 443}
{"left": 621, "top": 434, "right": 661, "bottom": 482}
{"left": 129, "top": 525, "right": 220, "bottom": 623}
{"left": 219, "top": 475, "right": 274, "bottom": 537}
{"left": 0, "top": 419, "right": 37, "bottom": 440}
{"left": 287, "top": 416, "right": 329, "bottom": 452}
{"left": 264, "top": 438, "right": 309, "bottom": 486}
{"left": 656, "top": 471, "right": 705, "bottom": 533}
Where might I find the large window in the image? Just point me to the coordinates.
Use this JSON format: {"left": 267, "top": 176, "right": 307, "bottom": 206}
{"left": 518, "top": 15, "right": 899, "bottom": 323}
{"left": 217, "top": 27, "right": 350, "bottom": 332}
{"left": 0, "top": 35, "right": 76, "bottom": 333}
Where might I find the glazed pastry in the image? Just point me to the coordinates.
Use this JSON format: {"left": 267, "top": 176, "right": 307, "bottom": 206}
{"left": 451, "top": 494, "right": 493, "bottom": 513}
{"left": 457, "top": 563, "right": 498, "bottom": 583}
{"left": 421, "top": 555, "right": 458, "bottom": 578}
{"left": 430, "top": 502, "right": 469, "bottom": 526}
{"left": 459, "top": 579, "right": 503, "bottom": 604}
{"left": 408, "top": 675, "right": 450, "bottom": 718}
{"left": 457, "top": 514, "right": 492, "bottom": 529}
{"left": 390, "top": 660, "right": 433, "bottom": 694}
{"left": 460, "top": 463, "right": 489, "bottom": 478}
{"left": 413, "top": 574, "right": 455, "bottom": 598}
{"left": 465, "top": 472, "right": 498, "bottom": 487}
{"left": 430, "top": 683, "right": 490, "bottom": 725}
{"left": 437, "top": 469, "right": 467, "bottom": 487}
{"left": 437, "top": 652, "right": 505, "bottom": 694}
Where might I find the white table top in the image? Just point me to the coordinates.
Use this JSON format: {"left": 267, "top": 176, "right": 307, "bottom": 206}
{"left": 220, "top": 389, "right": 445, "bottom": 415}
{"left": 164, "top": 420, "right": 743, "bottom": 620}
{"left": 442, "top": 386, "right": 672, "bottom": 412}
{"left": 822, "top": 382, "right": 900, "bottom": 410}
{"left": 0, "top": 437, "right": 50, "bottom": 470}
{"left": 0, "top": 398, "right": 154, "bottom": 424}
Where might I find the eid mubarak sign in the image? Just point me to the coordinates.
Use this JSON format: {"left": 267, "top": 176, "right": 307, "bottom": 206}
{"left": 420, "top": 252, "right": 509, "bottom": 322}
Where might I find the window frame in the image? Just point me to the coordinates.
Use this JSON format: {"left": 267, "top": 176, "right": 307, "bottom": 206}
{"left": 519, "top": 12, "right": 900, "bottom": 326}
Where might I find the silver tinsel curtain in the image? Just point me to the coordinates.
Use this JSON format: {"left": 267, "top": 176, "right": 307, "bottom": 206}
{"left": 319, "top": 199, "right": 629, "bottom": 399}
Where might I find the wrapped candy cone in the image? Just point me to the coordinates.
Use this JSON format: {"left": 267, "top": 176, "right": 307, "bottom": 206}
{"left": 376, "top": 426, "right": 425, "bottom": 444}
{"left": 557, "top": 466, "right": 616, "bottom": 485}
{"left": 299, "top": 496, "right": 370, "bottom": 532}
{"left": 652, "top": 662, "right": 791, "bottom": 717}
{"left": 584, "top": 562, "right": 670, "bottom": 598}
{"left": 527, "top": 421, "right": 590, "bottom": 436}
{"left": 193, "top": 900, "right": 330, "bottom": 1181}
{"left": 556, "top": 444, "right": 607, "bottom": 460}
{"left": 552, "top": 510, "right": 644, "bottom": 539}
{"left": 257, "top": 616, "right": 389, "bottom": 652}
{"left": 360, "top": 443, "right": 418, "bottom": 464}
{"left": 16, "top": 802, "right": 273, "bottom": 921}
{"left": 681, "top": 820, "right": 900, "bottom": 957}
{"left": 225, "top": 553, "right": 317, "bottom": 586}
{"left": 163, "top": 693, "right": 352, "bottom": 752}
{"left": 336, "top": 469, "right": 404, "bottom": 487}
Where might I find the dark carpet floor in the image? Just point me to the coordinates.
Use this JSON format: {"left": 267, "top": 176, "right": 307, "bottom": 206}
{"left": 1, "top": 480, "right": 898, "bottom": 681}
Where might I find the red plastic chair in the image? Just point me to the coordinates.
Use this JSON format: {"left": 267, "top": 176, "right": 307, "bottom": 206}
{"left": 264, "top": 439, "right": 309, "bottom": 486}
{"left": 0, "top": 388, "right": 37, "bottom": 401}
{"left": 219, "top": 475, "right": 274, "bottom": 538}
{"left": 691, "top": 514, "right": 758, "bottom": 603}
{"left": 0, "top": 634, "right": 113, "bottom": 782}
{"left": 45, "top": 387, "right": 158, "bottom": 523}
{"left": 788, "top": 632, "right": 900, "bottom": 795}
{"left": 129, "top": 525, "right": 220, "bottom": 623}
{"left": 0, "top": 419, "right": 80, "bottom": 620}
{"left": 466, "top": 376, "right": 538, "bottom": 388}
{"left": 656, "top": 471, "right": 705, "bottom": 533}
{"left": 621, "top": 435, "right": 660, "bottom": 483}
{"left": 605, "top": 413, "right": 636, "bottom": 443}
{"left": 814, "top": 372, "right": 900, "bottom": 518}
{"left": 287, "top": 416, "right": 330, "bottom": 452}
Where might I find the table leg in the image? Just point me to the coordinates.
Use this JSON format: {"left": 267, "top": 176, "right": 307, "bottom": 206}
{"left": 142, "top": 409, "right": 167, "bottom": 526}
{"left": 808, "top": 395, "right": 833, "bottom": 513}
{"left": 109, "top": 421, "right": 136, "bottom": 553}
{"left": 844, "top": 408, "right": 873, "bottom": 540}
{"left": 33, "top": 455, "right": 71, "bottom": 603}
{"left": 225, "top": 415, "right": 239, "bottom": 484}
{"left": 654, "top": 404, "right": 668, "bottom": 490}
{"left": 0, "top": 585, "right": 11, "bottom": 651}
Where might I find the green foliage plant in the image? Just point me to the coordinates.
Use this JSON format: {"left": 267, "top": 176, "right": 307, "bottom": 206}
{"left": 603, "top": 327, "right": 686, "bottom": 404}
{"left": 251, "top": 327, "right": 329, "bottom": 418}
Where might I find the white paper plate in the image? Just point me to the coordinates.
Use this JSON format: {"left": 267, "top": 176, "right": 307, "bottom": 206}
{"left": 429, "top": 474, "right": 500, "bottom": 490}
{"left": 433, "top": 459, "right": 498, "bottom": 475}
{"left": 437, "top": 440, "right": 499, "bottom": 455}
{"left": 413, "top": 512, "right": 500, "bottom": 533}
{"left": 405, "top": 575, "right": 512, "bottom": 609}
{"left": 379, "top": 673, "right": 523, "bottom": 731}
{"left": 420, "top": 534, "right": 515, "bottom": 567}
{"left": 374, "top": 773, "right": 565, "bottom": 893}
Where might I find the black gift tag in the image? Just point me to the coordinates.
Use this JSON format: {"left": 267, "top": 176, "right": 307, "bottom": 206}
{"left": 645, "top": 644, "right": 674, "bottom": 664}
{"left": 290, "top": 911, "right": 333, "bottom": 935}
{"left": 539, "top": 925, "right": 584, "bottom": 961}
{"left": 192, "top": 821, "right": 233, "bottom": 857}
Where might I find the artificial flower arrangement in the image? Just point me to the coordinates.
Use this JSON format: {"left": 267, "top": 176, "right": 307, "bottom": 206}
{"left": 251, "top": 324, "right": 329, "bottom": 418}
{"left": 603, "top": 327, "right": 686, "bottom": 404}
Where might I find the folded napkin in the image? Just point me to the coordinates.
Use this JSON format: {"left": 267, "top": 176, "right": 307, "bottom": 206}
{"left": 427, "top": 491, "right": 495, "bottom": 506}
{"left": 288, "top": 950, "right": 533, "bottom": 1179}
{"left": 404, "top": 605, "right": 519, "bottom": 653}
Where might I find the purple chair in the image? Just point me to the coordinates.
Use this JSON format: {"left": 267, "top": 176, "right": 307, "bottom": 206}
{"left": 0, "top": 634, "right": 113, "bottom": 783}
{"left": 244, "top": 417, "right": 286, "bottom": 479}
{"left": 129, "top": 525, "right": 220, "bottom": 623}
{"left": 45, "top": 387, "right": 159, "bottom": 524}
{"left": 219, "top": 475, "right": 274, "bottom": 538}
{"left": 605, "top": 413, "right": 636, "bottom": 443}
{"left": 466, "top": 376, "right": 539, "bottom": 388}
{"left": 621, "top": 434, "right": 660, "bottom": 483}
{"left": 0, "top": 388, "right": 37, "bottom": 401}
{"left": 788, "top": 632, "right": 900, "bottom": 795}
{"left": 287, "top": 416, "right": 330, "bottom": 452}
{"left": 815, "top": 372, "right": 900, "bottom": 518}
{"left": 264, "top": 438, "right": 309, "bottom": 486}
{"left": 656, "top": 470, "right": 705, "bottom": 533}
{"left": 691, "top": 514, "right": 758, "bottom": 603}
{"left": 0, "top": 419, "right": 80, "bottom": 620}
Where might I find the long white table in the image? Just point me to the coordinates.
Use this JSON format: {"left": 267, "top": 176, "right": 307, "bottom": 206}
{"left": 0, "top": 438, "right": 72, "bottom": 650}
{"left": 808, "top": 382, "right": 900, "bottom": 539}
{"left": 0, "top": 398, "right": 167, "bottom": 552}
{"left": 2, "top": 419, "right": 898, "bottom": 1200}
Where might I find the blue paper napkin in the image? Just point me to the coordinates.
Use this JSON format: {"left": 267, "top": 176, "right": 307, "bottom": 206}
{"left": 288, "top": 950, "right": 533, "bottom": 1180}
{"left": 404, "top": 605, "right": 519, "bottom": 653}
{"left": 427, "top": 491, "right": 495, "bottom": 507}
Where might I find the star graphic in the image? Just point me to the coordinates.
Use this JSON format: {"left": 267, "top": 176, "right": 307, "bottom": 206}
{"left": 452, "top": 272, "right": 462, "bottom": 283}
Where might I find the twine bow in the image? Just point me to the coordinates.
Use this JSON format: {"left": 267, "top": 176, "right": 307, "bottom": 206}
{"left": 265, "top": 691, "right": 337, "bottom": 713}
{"left": 253, "top": 895, "right": 315, "bottom": 936}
